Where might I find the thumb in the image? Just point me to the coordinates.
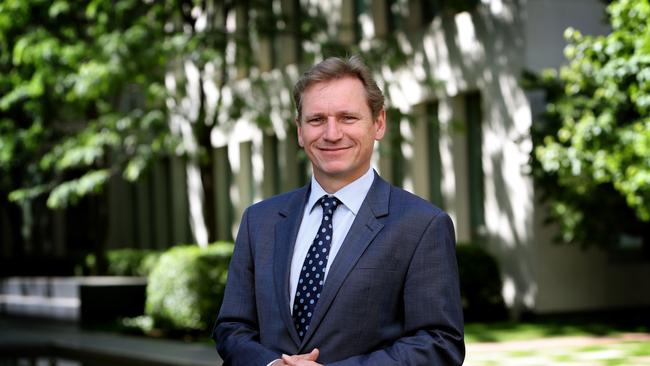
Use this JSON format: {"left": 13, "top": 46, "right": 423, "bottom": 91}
{"left": 307, "top": 348, "right": 319, "bottom": 361}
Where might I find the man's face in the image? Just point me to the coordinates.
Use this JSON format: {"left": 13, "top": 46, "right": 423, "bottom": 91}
{"left": 297, "top": 77, "right": 385, "bottom": 190}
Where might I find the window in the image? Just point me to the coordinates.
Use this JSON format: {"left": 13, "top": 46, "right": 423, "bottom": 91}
{"left": 262, "top": 133, "right": 281, "bottom": 197}
{"left": 426, "top": 102, "right": 445, "bottom": 207}
{"left": 407, "top": 0, "right": 438, "bottom": 30}
{"left": 379, "top": 108, "right": 406, "bottom": 187}
{"left": 411, "top": 102, "right": 444, "bottom": 207}
{"left": 465, "top": 92, "right": 485, "bottom": 241}
{"left": 282, "top": 127, "right": 309, "bottom": 190}
{"left": 340, "top": 0, "right": 359, "bottom": 45}
{"left": 214, "top": 146, "right": 233, "bottom": 241}
{"left": 276, "top": 0, "right": 300, "bottom": 67}
{"left": 446, "top": 92, "right": 484, "bottom": 243}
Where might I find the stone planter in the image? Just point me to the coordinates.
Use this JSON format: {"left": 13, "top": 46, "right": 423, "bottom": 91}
{"left": 0, "top": 277, "right": 147, "bottom": 324}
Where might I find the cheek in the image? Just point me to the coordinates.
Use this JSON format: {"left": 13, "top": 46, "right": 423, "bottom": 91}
{"left": 358, "top": 133, "right": 377, "bottom": 150}
{"left": 300, "top": 128, "right": 322, "bottom": 147}
{"left": 297, "top": 126, "right": 306, "bottom": 147}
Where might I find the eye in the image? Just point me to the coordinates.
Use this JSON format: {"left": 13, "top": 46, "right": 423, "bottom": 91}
{"left": 341, "top": 115, "right": 358, "bottom": 123}
{"left": 306, "top": 116, "right": 325, "bottom": 125}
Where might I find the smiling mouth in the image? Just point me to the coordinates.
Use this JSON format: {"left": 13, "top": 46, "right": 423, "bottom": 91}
{"left": 319, "top": 146, "right": 351, "bottom": 152}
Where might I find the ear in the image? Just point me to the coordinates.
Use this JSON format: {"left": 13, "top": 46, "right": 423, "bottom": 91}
{"left": 296, "top": 118, "right": 304, "bottom": 147}
{"left": 374, "top": 108, "right": 386, "bottom": 141}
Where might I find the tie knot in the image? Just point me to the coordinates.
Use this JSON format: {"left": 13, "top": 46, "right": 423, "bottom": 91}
{"left": 319, "top": 195, "right": 340, "bottom": 212}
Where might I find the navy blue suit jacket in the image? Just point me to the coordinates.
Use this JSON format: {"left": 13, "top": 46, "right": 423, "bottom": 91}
{"left": 213, "top": 173, "right": 465, "bottom": 365}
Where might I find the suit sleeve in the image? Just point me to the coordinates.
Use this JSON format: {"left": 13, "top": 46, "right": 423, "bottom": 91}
{"left": 212, "top": 208, "right": 279, "bottom": 366}
{"left": 327, "top": 212, "right": 465, "bottom": 366}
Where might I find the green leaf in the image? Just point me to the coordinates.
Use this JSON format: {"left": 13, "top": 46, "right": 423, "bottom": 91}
{"left": 124, "top": 156, "right": 147, "bottom": 181}
{"left": 46, "top": 169, "right": 110, "bottom": 208}
{"left": 49, "top": 1, "right": 70, "bottom": 18}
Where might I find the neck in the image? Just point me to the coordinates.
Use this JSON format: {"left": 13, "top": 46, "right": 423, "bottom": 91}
{"left": 313, "top": 168, "right": 370, "bottom": 194}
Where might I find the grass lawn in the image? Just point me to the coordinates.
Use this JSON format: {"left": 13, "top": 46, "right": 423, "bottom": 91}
{"left": 465, "top": 319, "right": 649, "bottom": 343}
{"left": 464, "top": 320, "right": 650, "bottom": 366}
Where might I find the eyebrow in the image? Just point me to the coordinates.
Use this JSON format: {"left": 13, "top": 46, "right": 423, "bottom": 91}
{"left": 304, "top": 112, "right": 325, "bottom": 118}
{"left": 304, "top": 110, "right": 361, "bottom": 119}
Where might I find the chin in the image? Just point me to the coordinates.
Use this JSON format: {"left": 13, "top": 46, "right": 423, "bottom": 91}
{"left": 317, "top": 164, "right": 351, "bottom": 176}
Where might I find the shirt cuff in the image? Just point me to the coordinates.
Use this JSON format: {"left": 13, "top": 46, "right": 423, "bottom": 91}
{"left": 267, "top": 359, "right": 280, "bottom": 366}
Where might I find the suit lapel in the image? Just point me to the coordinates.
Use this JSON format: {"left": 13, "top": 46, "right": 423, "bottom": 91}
{"left": 301, "top": 174, "right": 390, "bottom": 346}
{"left": 274, "top": 186, "right": 310, "bottom": 346}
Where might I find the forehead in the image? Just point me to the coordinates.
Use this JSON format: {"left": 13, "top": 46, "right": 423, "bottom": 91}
{"left": 301, "top": 77, "right": 369, "bottom": 114}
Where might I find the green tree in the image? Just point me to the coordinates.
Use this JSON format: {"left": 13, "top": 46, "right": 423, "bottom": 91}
{"left": 0, "top": 0, "right": 257, "bottom": 251}
{"left": 527, "top": 0, "right": 650, "bottom": 252}
{"left": 0, "top": 0, "right": 175, "bottom": 256}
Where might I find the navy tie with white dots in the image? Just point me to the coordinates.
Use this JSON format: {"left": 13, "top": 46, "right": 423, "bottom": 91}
{"left": 292, "top": 195, "right": 340, "bottom": 340}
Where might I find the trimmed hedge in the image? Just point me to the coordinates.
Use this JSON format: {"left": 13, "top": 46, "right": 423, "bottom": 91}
{"left": 79, "top": 248, "right": 162, "bottom": 276}
{"left": 145, "top": 242, "right": 233, "bottom": 333}
{"left": 139, "top": 242, "right": 505, "bottom": 334}
{"left": 456, "top": 244, "right": 507, "bottom": 321}
{"left": 106, "top": 249, "right": 162, "bottom": 277}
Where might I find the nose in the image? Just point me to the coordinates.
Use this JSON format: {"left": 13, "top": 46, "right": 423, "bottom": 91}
{"left": 323, "top": 116, "right": 343, "bottom": 141}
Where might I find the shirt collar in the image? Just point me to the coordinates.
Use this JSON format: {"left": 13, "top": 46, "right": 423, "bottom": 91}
{"left": 307, "top": 167, "right": 375, "bottom": 215}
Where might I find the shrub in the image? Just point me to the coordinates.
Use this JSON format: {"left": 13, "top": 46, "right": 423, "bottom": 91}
{"left": 456, "top": 244, "right": 507, "bottom": 321}
{"left": 145, "top": 242, "right": 233, "bottom": 334}
{"left": 106, "top": 249, "right": 162, "bottom": 277}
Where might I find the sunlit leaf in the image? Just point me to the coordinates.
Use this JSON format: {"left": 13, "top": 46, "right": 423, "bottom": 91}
{"left": 528, "top": 0, "right": 650, "bottom": 250}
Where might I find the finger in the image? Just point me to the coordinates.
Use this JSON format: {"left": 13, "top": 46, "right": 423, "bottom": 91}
{"left": 306, "top": 348, "right": 319, "bottom": 361}
{"left": 281, "top": 354, "right": 295, "bottom": 364}
{"left": 294, "top": 348, "right": 319, "bottom": 360}
{"left": 283, "top": 359, "right": 308, "bottom": 366}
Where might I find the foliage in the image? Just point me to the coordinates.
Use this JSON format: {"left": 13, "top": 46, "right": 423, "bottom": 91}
{"left": 456, "top": 244, "right": 507, "bottom": 322}
{"left": 145, "top": 242, "right": 233, "bottom": 333}
{"left": 0, "top": 0, "right": 178, "bottom": 209}
{"left": 0, "top": 0, "right": 276, "bottom": 245}
{"left": 105, "top": 248, "right": 162, "bottom": 277}
{"left": 526, "top": 0, "right": 650, "bottom": 250}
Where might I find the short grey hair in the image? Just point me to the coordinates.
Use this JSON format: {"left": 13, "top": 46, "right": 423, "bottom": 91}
{"left": 293, "top": 55, "right": 385, "bottom": 121}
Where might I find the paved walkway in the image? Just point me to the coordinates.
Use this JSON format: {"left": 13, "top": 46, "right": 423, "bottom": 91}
{"left": 465, "top": 332, "right": 650, "bottom": 366}
{"left": 0, "top": 317, "right": 221, "bottom": 365}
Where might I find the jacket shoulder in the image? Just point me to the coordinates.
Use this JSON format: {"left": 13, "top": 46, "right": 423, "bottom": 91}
{"left": 388, "top": 184, "right": 447, "bottom": 218}
{"left": 246, "top": 185, "right": 308, "bottom": 215}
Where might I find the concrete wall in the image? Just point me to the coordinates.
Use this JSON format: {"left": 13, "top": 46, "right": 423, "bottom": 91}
{"left": 370, "top": 2, "right": 539, "bottom": 313}
{"left": 524, "top": 0, "right": 610, "bottom": 73}
{"left": 533, "top": 213, "right": 650, "bottom": 312}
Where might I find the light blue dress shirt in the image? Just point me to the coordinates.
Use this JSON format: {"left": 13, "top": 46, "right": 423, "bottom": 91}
{"left": 288, "top": 167, "right": 375, "bottom": 311}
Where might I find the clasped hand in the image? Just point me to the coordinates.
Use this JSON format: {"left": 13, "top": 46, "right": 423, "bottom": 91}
{"left": 273, "top": 348, "right": 322, "bottom": 366}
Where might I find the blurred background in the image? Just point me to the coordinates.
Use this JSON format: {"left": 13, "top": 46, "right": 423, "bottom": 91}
{"left": 1, "top": 0, "right": 649, "bottom": 365}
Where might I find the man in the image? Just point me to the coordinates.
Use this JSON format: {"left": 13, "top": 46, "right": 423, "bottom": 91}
{"left": 213, "top": 56, "right": 465, "bottom": 366}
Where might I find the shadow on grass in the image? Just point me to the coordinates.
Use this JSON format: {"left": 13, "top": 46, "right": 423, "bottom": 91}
{"left": 465, "top": 309, "right": 650, "bottom": 343}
